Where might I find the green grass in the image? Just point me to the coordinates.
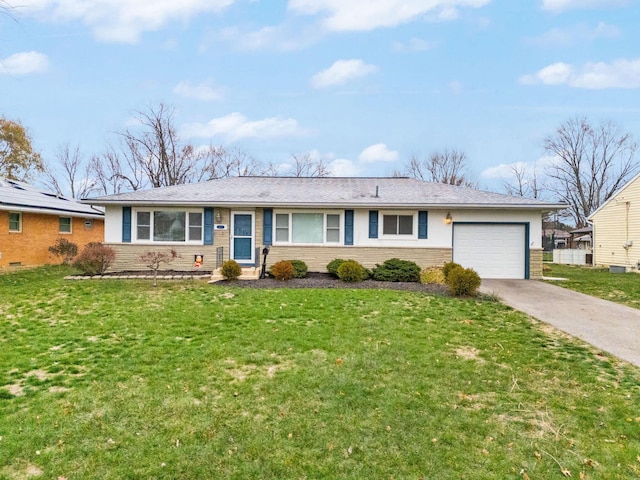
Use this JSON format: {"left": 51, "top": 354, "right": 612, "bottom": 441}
{"left": 545, "top": 263, "right": 640, "bottom": 309}
{"left": 1, "top": 266, "right": 640, "bottom": 479}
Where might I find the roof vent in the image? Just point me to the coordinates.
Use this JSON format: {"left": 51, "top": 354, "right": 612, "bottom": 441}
{"left": 375, "top": 186, "right": 379, "bottom": 198}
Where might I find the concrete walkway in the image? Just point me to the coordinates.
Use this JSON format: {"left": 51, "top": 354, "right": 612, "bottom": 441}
{"left": 479, "top": 279, "right": 640, "bottom": 367}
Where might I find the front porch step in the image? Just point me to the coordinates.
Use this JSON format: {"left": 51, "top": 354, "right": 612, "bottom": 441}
{"left": 209, "top": 267, "right": 261, "bottom": 283}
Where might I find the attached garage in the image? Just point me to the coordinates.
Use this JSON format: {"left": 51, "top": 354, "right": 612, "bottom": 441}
{"left": 453, "top": 223, "right": 528, "bottom": 279}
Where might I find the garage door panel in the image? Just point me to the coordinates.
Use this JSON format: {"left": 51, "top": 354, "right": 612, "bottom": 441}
{"left": 453, "top": 224, "right": 526, "bottom": 279}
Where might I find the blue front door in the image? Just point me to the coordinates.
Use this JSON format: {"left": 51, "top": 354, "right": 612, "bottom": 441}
{"left": 232, "top": 213, "right": 254, "bottom": 263}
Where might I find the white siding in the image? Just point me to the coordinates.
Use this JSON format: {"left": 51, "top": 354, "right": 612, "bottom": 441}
{"left": 104, "top": 206, "right": 123, "bottom": 243}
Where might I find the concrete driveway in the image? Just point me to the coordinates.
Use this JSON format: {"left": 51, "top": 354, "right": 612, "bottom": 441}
{"left": 479, "top": 279, "right": 640, "bottom": 367}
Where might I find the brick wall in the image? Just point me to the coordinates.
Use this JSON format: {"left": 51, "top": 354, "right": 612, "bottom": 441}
{"left": 529, "top": 248, "right": 543, "bottom": 279}
{"left": 0, "top": 211, "right": 104, "bottom": 268}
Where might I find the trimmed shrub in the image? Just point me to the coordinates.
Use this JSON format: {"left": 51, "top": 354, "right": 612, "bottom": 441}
{"left": 446, "top": 267, "right": 481, "bottom": 296}
{"left": 371, "top": 258, "right": 420, "bottom": 282}
{"left": 442, "top": 261, "right": 463, "bottom": 282}
{"left": 420, "top": 266, "right": 446, "bottom": 285}
{"left": 48, "top": 238, "right": 78, "bottom": 264}
{"left": 326, "top": 258, "right": 346, "bottom": 278}
{"left": 288, "top": 260, "right": 308, "bottom": 279}
{"left": 337, "top": 260, "right": 368, "bottom": 283}
{"left": 221, "top": 260, "right": 242, "bottom": 280}
{"left": 271, "top": 260, "right": 294, "bottom": 281}
{"left": 73, "top": 243, "right": 115, "bottom": 275}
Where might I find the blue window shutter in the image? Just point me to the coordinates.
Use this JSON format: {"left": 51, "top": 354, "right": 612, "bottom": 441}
{"left": 204, "top": 207, "right": 214, "bottom": 245}
{"left": 344, "top": 210, "right": 354, "bottom": 245}
{"left": 368, "top": 210, "right": 378, "bottom": 239}
{"left": 263, "top": 209, "right": 273, "bottom": 245}
{"left": 418, "top": 211, "right": 428, "bottom": 239}
{"left": 122, "top": 207, "right": 131, "bottom": 243}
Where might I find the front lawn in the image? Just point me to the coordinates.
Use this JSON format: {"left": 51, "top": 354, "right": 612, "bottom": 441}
{"left": 545, "top": 263, "right": 640, "bottom": 309}
{"left": 1, "top": 267, "right": 640, "bottom": 479}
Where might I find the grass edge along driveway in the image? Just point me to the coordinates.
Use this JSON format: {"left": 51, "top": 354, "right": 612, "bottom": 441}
{"left": 545, "top": 263, "right": 640, "bottom": 310}
{"left": 1, "top": 266, "right": 639, "bottom": 479}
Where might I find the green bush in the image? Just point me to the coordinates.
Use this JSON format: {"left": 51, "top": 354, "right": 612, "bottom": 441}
{"left": 446, "top": 267, "right": 481, "bottom": 296}
{"left": 371, "top": 258, "right": 420, "bottom": 282}
{"left": 221, "top": 260, "right": 242, "bottom": 280}
{"left": 288, "top": 260, "right": 308, "bottom": 278}
{"left": 337, "top": 260, "right": 368, "bottom": 283}
{"left": 48, "top": 238, "right": 78, "bottom": 264}
{"left": 326, "top": 258, "right": 346, "bottom": 278}
{"left": 442, "top": 261, "right": 463, "bottom": 282}
{"left": 271, "top": 260, "right": 294, "bottom": 281}
{"left": 420, "top": 267, "right": 446, "bottom": 285}
{"left": 73, "top": 243, "right": 115, "bottom": 275}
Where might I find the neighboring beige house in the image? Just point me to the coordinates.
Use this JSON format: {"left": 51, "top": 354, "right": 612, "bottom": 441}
{"left": 589, "top": 173, "right": 640, "bottom": 270}
{"left": 84, "top": 177, "right": 565, "bottom": 279}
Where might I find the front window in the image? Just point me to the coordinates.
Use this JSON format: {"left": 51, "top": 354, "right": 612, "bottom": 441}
{"left": 59, "top": 217, "right": 72, "bottom": 233}
{"left": 133, "top": 209, "right": 203, "bottom": 243}
{"left": 274, "top": 211, "right": 341, "bottom": 244}
{"left": 383, "top": 214, "right": 413, "bottom": 235}
{"left": 9, "top": 212, "right": 21, "bottom": 232}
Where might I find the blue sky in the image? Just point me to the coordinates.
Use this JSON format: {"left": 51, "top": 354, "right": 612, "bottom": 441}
{"left": 2, "top": 0, "right": 640, "bottom": 192}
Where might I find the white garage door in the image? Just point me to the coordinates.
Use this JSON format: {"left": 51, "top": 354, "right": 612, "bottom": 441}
{"left": 453, "top": 224, "right": 526, "bottom": 279}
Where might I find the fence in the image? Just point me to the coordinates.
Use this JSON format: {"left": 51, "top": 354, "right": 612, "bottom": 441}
{"left": 552, "top": 249, "right": 591, "bottom": 265}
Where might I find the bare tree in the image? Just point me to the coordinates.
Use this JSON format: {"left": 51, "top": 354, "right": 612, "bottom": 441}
{"left": 202, "top": 145, "right": 262, "bottom": 179}
{"left": 42, "top": 144, "right": 96, "bottom": 199}
{"left": 119, "top": 103, "right": 206, "bottom": 188}
{"left": 544, "top": 117, "right": 638, "bottom": 227}
{"left": 395, "top": 149, "right": 474, "bottom": 186}
{"left": 501, "top": 163, "right": 541, "bottom": 199}
{"left": 261, "top": 152, "right": 331, "bottom": 177}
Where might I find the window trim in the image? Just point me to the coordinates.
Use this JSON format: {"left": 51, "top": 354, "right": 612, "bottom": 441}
{"left": 272, "top": 210, "right": 343, "bottom": 245}
{"left": 59, "top": 216, "right": 72, "bottom": 234}
{"left": 131, "top": 208, "right": 205, "bottom": 244}
{"left": 9, "top": 211, "right": 22, "bottom": 232}
{"left": 380, "top": 211, "right": 417, "bottom": 239}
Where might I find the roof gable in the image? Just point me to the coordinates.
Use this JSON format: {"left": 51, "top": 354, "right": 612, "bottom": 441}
{"left": 588, "top": 171, "right": 640, "bottom": 221}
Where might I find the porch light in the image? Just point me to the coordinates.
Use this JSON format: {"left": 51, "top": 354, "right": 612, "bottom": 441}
{"left": 445, "top": 212, "right": 453, "bottom": 224}
{"left": 215, "top": 210, "right": 222, "bottom": 223}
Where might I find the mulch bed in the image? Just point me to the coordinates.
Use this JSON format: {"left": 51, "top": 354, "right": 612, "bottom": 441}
{"left": 92, "top": 270, "right": 449, "bottom": 294}
{"left": 218, "top": 272, "right": 449, "bottom": 294}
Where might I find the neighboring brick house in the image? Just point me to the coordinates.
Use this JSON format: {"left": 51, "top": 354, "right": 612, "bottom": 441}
{"left": 85, "top": 176, "right": 565, "bottom": 279}
{"left": 0, "top": 178, "right": 104, "bottom": 268}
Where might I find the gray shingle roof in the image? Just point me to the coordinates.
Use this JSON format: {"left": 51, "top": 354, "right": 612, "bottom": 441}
{"left": 85, "top": 177, "right": 565, "bottom": 210}
{"left": 0, "top": 178, "right": 104, "bottom": 218}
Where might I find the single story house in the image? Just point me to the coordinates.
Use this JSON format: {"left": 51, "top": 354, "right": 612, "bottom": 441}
{"left": 0, "top": 178, "right": 104, "bottom": 268}
{"left": 589, "top": 172, "right": 640, "bottom": 270}
{"left": 84, "top": 177, "right": 564, "bottom": 279}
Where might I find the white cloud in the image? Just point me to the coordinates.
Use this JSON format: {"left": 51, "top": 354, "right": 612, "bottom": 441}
{"left": 541, "top": 0, "right": 629, "bottom": 12}
{"left": 328, "top": 158, "right": 362, "bottom": 176}
{"left": 182, "top": 112, "right": 307, "bottom": 141}
{"left": 392, "top": 38, "right": 437, "bottom": 53}
{"left": 520, "top": 58, "right": 640, "bottom": 89}
{"left": 218, "top": 24, "right": 321, "bottom": 52}
{"left": 480, "top": 156, "right": 558, "bottom": 180}
{"left": 526, "top": 22, "right": 620, "bottom": 48}
{"left": 173, "top": 80, "right": 223, "bottom": 101}
{"left": 289, "top": 0, "right": 491, "bottom": 31}
{"left": 358, "top": 143, "right": 399, "bottom": 163}
{"left": 310, "top": 59, "right": 378, "bottom": 89}
{"left": 0, "top": 51, "right": 50, "bottom": 75}
{"left": 18, "top": 0, "right": 237, "bottom": 43}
